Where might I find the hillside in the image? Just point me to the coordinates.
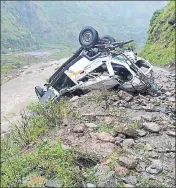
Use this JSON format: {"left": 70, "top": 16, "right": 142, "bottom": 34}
{"left": 141, "top": 1, "right": 175, "bottom": 65}
{"left": 1, "top": 1, "right": 167, "bottom": 53}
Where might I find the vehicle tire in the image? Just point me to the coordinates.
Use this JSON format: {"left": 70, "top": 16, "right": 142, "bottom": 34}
{"left": 101, "top": 35, "right": 116, "bottom": 44}
{"left": 79, "top": 26, "right": 99, "bottom": 49}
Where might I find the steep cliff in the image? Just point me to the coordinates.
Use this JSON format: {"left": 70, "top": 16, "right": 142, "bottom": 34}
{"left": 141, "top": 1, "right": 175, "bottom": 65}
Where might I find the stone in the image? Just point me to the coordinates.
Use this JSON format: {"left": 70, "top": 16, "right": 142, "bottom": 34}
{"left": 104, "top": 117, "right": 115, "bottom": 125}
{"left": 168, "top": 97, "right": 175, "bottom": 102}
{"left": 122, "top": 139, "right": 135, "bottom": 148}
{"left": 114, "top": 163, "right": 129, "bottom": 175}
{"left": 115, "top": 126, "right": 138, "bottom": 138}
{"left": 83, "top": 113, "right": 97, "bottom": 121}
{"left": 166, "top": 130, "right": 175, "bottom": 137}
{"left": 45, "top": 179, "right": 62, "bottom": 187}
{"left": 70, "top": 96, "right": 79, "bottom": 102}
{"left": 122, "top": 175, "right": 137, "bottom": 186}
{"left": 86, "top": 183, "right": 96, "bottom": 188}
{"left": 124, "top": 184, "right": 134, "bottom": 187}
{"left": 72, "top": 125, "right": 85, "bottom": 133}
{"left": 117, "top": 133, "right": 126, "bottom": 138}
{"left": 85, "top": 123, "right": 98, "bottom": 128}
{"left": 62, "top": 118, "right": 69, "bottom": 126}
{"left": 95, "top": 132, "right": 115, "bottom": 143}
{"left": 118, "top": 154, "right": 138, "bottom": 169}
{"left": 149, "top": 152, "right": 159, "bottom": 159}
{"left": 136, "top": 162, "right": 146, "bottom": 172}
{"left": 123, "top": 128, "right": 138, "bottom": 138}
{"left": 165, "top": 91, "right": 173, "bottom": 97}
{"left": 146, "top": 159, "right": 163, "bottom": 174}
{"left": 23, "top": 66, "right": 29, "bottom": 69}
{"left": 115, "top": 137, "right": 124, "bottom": 145}
{"left": 118, "top": 90, "right": 133, "bottom": 102}
{"left": 137, "top": 129, "right": 147, "bottom": 137}
{"left": 97, "top": 171, "right": 122, "bottom": 187}
{"left": 143, "top": 122, "right": 161, "bottom": 133}
{"left": 144, "top": 144, "right": 153, "bottom": 151}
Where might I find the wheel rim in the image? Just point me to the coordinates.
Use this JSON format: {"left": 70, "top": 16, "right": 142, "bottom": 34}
{"left": 82, "top": 31, "right": 93, "bottom": 44}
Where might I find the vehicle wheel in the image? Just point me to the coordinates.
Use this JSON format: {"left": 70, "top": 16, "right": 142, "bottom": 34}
{"left": 79, "top": 26, "right": 99, "bottom": 49}
{"left": 101, "top": 35, "right": 116, "bottom": 44}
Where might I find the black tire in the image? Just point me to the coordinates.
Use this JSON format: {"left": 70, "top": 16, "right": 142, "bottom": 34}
{"left": 79, "top": 26, "right": 99, "bottom": 49}
{"left": 101, "top": 35, "right": 116, "bottom": 44}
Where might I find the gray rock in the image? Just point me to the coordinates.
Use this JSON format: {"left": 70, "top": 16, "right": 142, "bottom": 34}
{"left": 115, "top": 136, "right": 124, "bottom": 145}
{"left": 124, "top": 184, "right": 134, "bottom": 187}
{"left": 83, "top": 113, "right": 97, "bottom": 121}
{"left": 136, "top": 161, "right": 146, "bottom": 172}
{"left": 72, "top": 125, "right": 85, "bottom": 133}
{"left": 85, "top": 123, "right": 98, "bottom": 128}
{"left": 95, "top": 132, "right": 115, "bottom": 143}
{"left": 143, "top": 122, "right": 161, "bottom": 133}
{"left": 45, "top": 179, "right": 62, "bottom": 187}
{"left": 122, "top": 175, "right": 137, "bottom": 185}
{"left": 95, "top": 164, "right": 110, "bottom": 178}
{"left": 97, "top": 171, "right": 122, "bottom": 187}
{"left": 122, "top": 139, "right": 135, "bottom": 148}
{"left": 137, "top": 129, "right": 147, "bottom": 137}
{"left": 117, "top": 133, "right": 126, "bottom": 138}
{"left": 70, "top": 96, "right": 79, "bottom": 102}
{"left": 86, "top": 183, "right": 96, "bottom": 188}
{"left": 168, "top": 96, "right": 175, "bottom": 102}
{"left": 165, "top": 91, "right": 173, "bottom": 97}
{"left": 166, "top": 130, "right": 175, "bottom": 137}
{"left": 118, "top": 154, "right": 138, "bottom": 169}
{"left": 149, "top": 152, "right": 159, "bottom": 159}
{"left": 146, "top": 159, "right": 163, "bottom": 174}
{"left": 118, "top": 90, "right": 133, "bottom": 102}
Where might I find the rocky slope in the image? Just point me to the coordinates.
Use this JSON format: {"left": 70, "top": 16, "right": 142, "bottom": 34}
{"left": 141, "top": 1, "right": 175, "bottom": 65}
{"left": 25, "top": 64, "right": 175, "bottom": 187}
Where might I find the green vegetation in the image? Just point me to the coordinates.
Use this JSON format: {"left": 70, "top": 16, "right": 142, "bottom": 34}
{"left": 140, "top": 1, "right": 175, "bottom": 65}
{"left": 1, "top": 1, "right": 166, "bottom": 53}
{"left": 1, "top": 100, "right": 100, "bottom": 187}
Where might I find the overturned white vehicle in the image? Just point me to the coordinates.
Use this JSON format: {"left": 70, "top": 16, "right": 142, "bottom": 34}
{"left": 35, "top": 26, "right": 158, "bottom": 103}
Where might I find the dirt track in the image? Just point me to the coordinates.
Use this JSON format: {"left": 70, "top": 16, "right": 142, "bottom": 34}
{"left": 1, "top": 58, "right": 67, "bottom": 133}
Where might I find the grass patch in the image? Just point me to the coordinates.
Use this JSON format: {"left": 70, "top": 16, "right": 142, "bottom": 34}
{"left": 98, "top": 124, "right": 115, "bottom": 133}
{"left": 1, "top": 99, "right": 99, "bottom": 187}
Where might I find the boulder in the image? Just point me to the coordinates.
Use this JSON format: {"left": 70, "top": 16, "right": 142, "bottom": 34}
{"left": 118, "top": 154, "right": 138, "bottom": 169}
{"left": 143, "top": 122, "right": 161, "bottom": 133}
